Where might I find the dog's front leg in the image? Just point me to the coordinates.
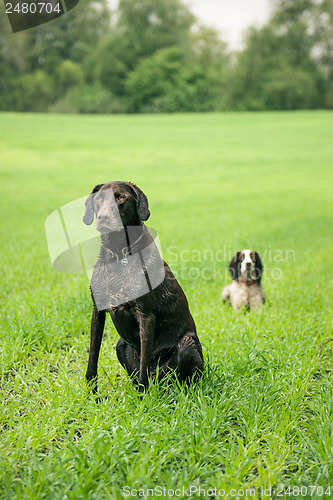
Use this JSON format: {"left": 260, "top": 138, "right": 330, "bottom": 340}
{"left": 86, "top": 305, "right": 106, "bottom": 394}
{"left": 221, "top": 285, "right": 230, "bottom": 303}
{"left": 138, "top": 312, "right": 155, "bottom": 393}
{"left": 261, "top": 288, "right": 267, "bottom": 304}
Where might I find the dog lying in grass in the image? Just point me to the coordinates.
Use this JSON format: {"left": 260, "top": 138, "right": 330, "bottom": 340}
{"left": 83, "top": 181, "right": 204, "bottom": 393}
{"left": 222, "top": 250, "right": 266, "bottom": 311}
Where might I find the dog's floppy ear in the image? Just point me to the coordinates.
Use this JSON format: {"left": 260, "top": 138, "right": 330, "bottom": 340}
{"left": 83, "top": 184, "right": 104, "bottom": 226}
{"left": 229, "top": 251, "right": 241, "bottom": 280}
{"left": 254, "top": 251, "right": 263, "bottom": 283}
{"left": 128, "top": 182, "right": 150, "bottom": 221}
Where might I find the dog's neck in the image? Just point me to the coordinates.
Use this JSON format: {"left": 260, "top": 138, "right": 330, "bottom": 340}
{"left": 101, "top": 224, "right": 147, "bottom": 260}
{"left": 238, "top": 279, "right": 257, "bottom": 286}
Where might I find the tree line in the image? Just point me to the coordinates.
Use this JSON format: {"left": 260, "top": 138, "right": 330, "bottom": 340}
{"left": 0, "top": 0, "right": 332, "bottom": 113}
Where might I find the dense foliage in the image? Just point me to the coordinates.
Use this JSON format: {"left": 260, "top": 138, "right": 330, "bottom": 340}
{"left": 0, "top": 0, "right": 332, "bottom": 112}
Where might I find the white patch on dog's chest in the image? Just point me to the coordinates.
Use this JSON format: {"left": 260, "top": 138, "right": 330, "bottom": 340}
{"left": 229, "top": 281, "right": 263, "bottom": 310}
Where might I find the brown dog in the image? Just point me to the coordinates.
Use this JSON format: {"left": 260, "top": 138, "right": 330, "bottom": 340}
{"left": 83, "top": 181, "right": 204, "bottom": 393}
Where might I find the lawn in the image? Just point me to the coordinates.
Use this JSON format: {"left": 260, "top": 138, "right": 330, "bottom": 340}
{"left": 0, "top": 111, "right": 333, "bottom": 499}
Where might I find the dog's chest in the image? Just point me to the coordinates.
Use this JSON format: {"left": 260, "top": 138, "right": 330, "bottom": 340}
{"left": 246, "top": 285, "right": 262, "bottom": 308}
{"left": 230, "top": 281, "right": 262, "bottom": 310}
{"left": 91, "top": 255, "right": 151, "bottom": 310}
{"left": 90, "top": 242, "right": 165, "bottom": 311}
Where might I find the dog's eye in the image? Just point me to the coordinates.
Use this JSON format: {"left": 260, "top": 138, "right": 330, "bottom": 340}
{"left": 117, "top": 194, "right": 125, "bottom": 201}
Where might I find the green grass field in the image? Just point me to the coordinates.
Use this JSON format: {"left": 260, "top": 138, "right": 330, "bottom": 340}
{"left": 1, "top": 111, "right": 333, "bottom": 499}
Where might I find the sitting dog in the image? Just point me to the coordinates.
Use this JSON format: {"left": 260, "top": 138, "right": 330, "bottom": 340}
{"left": 221, "top": 250, "right": 266, "bottom": 310}
{"left": 83, "top": 181, "right": 204, "bottom": 393}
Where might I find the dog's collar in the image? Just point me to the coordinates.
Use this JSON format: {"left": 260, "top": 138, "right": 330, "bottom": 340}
{"left": 104, "top": 230, "right": 145, "bottom": 262}
{"left": 239, "top": 279, "right": 257, "bottom": 286}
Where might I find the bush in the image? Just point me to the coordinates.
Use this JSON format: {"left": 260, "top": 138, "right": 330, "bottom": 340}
{"left": 15, "top": 71, "right": 54, "bottom": 111}
{"left": 91, "top": 36, "right": 130, "bottom": 96}
{"left": 48, "top": 88, "right": 79, "bottom": 113}
{"left": 125, "top": 47, "right": 183, "bottom": 111}
{"left": 229, "top": 23, "right": 324, "bottom": 111}
{"left": 56, "top": 61, "right": 84, "bottom": 94}
{"left": 324, "top": 84, "right": 333, "bottom": 109}
{"left": 262, "top": 65, "right": 320, "bottom": 110}
{"left": 126, "top": 46, "right": 223, "bottom": 112}
{"left": 74, "top": 85, "right": 128, "bottom": 113}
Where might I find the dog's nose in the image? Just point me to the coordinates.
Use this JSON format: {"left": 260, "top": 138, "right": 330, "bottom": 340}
{"left": 97, "top": 213, "right": 108, "bottom": 222}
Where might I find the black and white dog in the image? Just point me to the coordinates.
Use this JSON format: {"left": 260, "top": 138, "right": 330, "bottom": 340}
{"left": 222, "top": 250, "right": 266, "bottom": 310}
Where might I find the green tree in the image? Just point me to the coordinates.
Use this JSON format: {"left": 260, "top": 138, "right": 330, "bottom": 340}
{"left": 125, "top": 46, "right": 186, "bottom": 111}
{"left": 272, "top": 0, "right": 333, "bottom": 107}
{"left": 0, "top": 5, "right": 32, "bottom": 108}
{"left": 0, "top": 0, "right": 111, "bottom": 110}
{"left": 89, "top": 35, "right": 132, "bottom": 96}
{"left": 262, "top": 64, "right": 320, "bottom": 109}
{"left": 229, "top": 22, "right": 322, "bottom": 110}
{"left": 89, "top": 0, "right": 198, "bottom": 99}
{"left": 27, "top": 0, "right": 111, "bottom": 74}
{"left": 56, "top": 60, "right": 84, "bottom": 94}
{"left": 125, "top": 45, "right": 228, "bottom": 112}
{"left": 117, "top": 0, "right": 196, "bottom": 60}
{"left": 15, "top": 70, "right": 54, "bottom": 111}
{"left": 90, "top": 3, "right": 230, "bottom": 109}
